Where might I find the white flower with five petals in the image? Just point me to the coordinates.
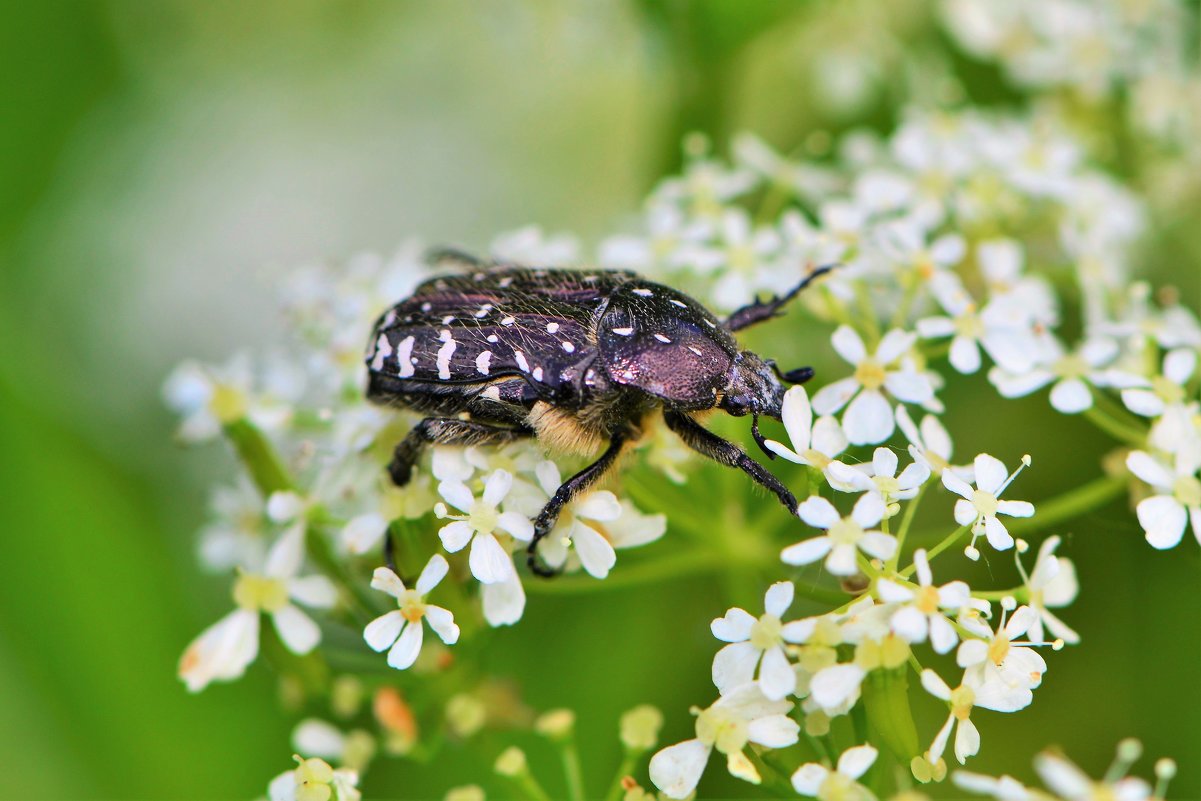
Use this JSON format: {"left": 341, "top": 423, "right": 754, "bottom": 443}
{"left": 812, "top": 326, "right": 935, "bottom": 444}
{"left": 436, "top": 470, "right": 534, "bottom": 584}
{"left": 1126, "top": 449, "right": 1201, "bottom": 549}
{"left": 763, "top": 386, "right": 848, "bottom": 471}
{"left": 783, "top": 494, "right": 897, "bottom": 575}
{"left": 826, "top": 447, "right": 931, "bottom": 512}
{"left": 364, "top": 555, "right": 460, "bottom": 670}
{"left": 920, "top": 669, "right": 982, "bottom": 766}
{"left": 942, "top": 454, "right": 1034, "bottom": 557}
{"left": 711, "top": 582, "right": 807, "bottom": 700}
{"left": 957, "top": 604, "right": 1049, "bottom": 713}
{"left": 1018, "top": 536, "right": 1080, "bottom": 645}
{"left": 877, "top": 549, "right": 973, "bottom": 654}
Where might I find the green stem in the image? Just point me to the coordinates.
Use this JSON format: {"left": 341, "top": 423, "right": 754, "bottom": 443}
{"left": 603, "top": 751, "right": 640, "bottom": 801}
{"left": 1082, "top": 404, "right": 1146, "bottom": 446}
{"left": 889, "top": 483, "right": 929, "bottom": 571}
{"left": 1008, "top": 474, "right": 1128, "bottom": 537}
{"left": 223, "top": 419, "right": 294, "bottom": 494}
{"left": 561, "top": 738, "right": 586, "bottom": 801}
{"left": 902, "top": 525, "right": 969, "bottom": 576}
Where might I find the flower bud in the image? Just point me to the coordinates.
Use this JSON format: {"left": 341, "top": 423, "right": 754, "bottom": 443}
{"left": 534, "top": 708, "right": 576, "bottom": 741}
{"left": 620, "top": 705, "right": 663, "bottom": 751}
{"left": 494, "top": 746, "right": 528, "bottom": 777}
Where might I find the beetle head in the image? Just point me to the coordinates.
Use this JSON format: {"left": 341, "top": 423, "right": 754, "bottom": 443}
{"left": 720, "top": 351, "right": 789, "bottom": 457}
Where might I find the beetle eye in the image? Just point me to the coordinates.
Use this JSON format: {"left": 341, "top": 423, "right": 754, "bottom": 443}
{"left": 781, "top": 367, "right": 814, "bottom": 385}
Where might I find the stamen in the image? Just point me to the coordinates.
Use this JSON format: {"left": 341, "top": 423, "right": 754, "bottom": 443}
{"left": 998, "top": 454, "right": 1032, "bottom": 495}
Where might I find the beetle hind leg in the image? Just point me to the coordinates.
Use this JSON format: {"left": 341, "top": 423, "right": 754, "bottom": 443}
{"left": 663, "top": 410, "right": 797, "bottom": 514}
{"left": 388, "top": 417, "right": 533, "bottom": 486}
{"left": 528, "top": 431, "right": 629, "bottom": 577}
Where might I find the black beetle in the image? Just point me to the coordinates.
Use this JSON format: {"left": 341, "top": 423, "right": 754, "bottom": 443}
{"left": 365, "top": 249, "right": 831, "bottom": 575}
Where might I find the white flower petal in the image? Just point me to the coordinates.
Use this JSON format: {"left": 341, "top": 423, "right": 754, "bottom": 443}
{"left": 288, "top": 575, "right": 338, "bottom": 609}
{"left": 1164, "top": 348, "right": 1197, "bottom": 384}
{"left": 497, "top": 511, "right": 535, "bottom": 542}
{"left": 810, "top": 664, "right": 866, "bottom": 709}
{"left": 386, "top": 620, "right": 423, "bottom": 670}
{"left": 415, "top": 554, "right": 450, "bottom": 594}
{"left": 780, "top": 386, "right": 814, "bottom": 451}
{"left": 876, "top": 329, "right": 917, "bottom": 363}
{"left": 876, "top": 578, "right": 915, "bottom": 603}
{"left": 747, "top": 712, "right": 800, "bottom": 747}
{"left": 949, "top": 335, "right": 982, "bottom": 374}
{"left": 711, "top": 607, "right": 757, "bottom": 642}
{"left": 890, "top": 606, "right": 929, "bottom": 643}
{"left": 424, "top": 605, "right": 460, "bottom": 645}
{"left": 884, "top": 370, "right": 934, "bottom": 404}
{"left": 920, "top": 668, "right": 952, "bottom": 700}
{"left": 370, "top": 566, "right": 407, "bottom": 598}
{"left": 831, "top": 325, "right": 868, "bottom": 365}
{"left": 712, "top": 642, "right": 760, "bottom": 693}
{"left": 1120, "top": 388, "right": 1164, "bottom": 417}
{"left": 763, "top": 581, "right": 795, "bottom": 617}
{"left": 825, "top": 543, "right": 859, "bottom": 576}
{"left": 265, "top": 524, "right": 306, "bottom": 579}
{"left": 798, "top": 496, "right": 840, "bottom": 529}
{"left": 364, "top": 610, "right": 405, "bottom": 652}
{"left": 272, "top": 604, "right": 321, "bottom": 654}
{"left": 843, "top": 389, "right": 895, "bottom": 445}
{"left": 469, "top": 533, "right": 516, "bottom": 584}
{"left": 942, "top": 469, "right": 974, "bottom": 499}
{"left": 758, "top": 646, "right": 797, "bottom": 700}
{"left": 781, "top": 536, "right": 832, "bottom": 566}
{"left": 812, "top": 377, "right": 861, "bottom": 415}
{"left": 837, "top": 744, "right": 878, "bottom": 780}
{"left": 342, "top": 513, "right": 388, "bottom": 555}
{"left": 983, "top": 515, "right": 1015, "bottom": 550}
{"left": 1126, "top": 451, "right": 1173, "bottom": 489}
{"left": 812, "top": 416, "right": 848, "bottom": 457}
{"left": 873, "top": 447, "right": 899, "bottom": 478}
{"left": 439, "top": 520, "right": 476, "bottom": 553}
{"left": 575, "top": 491, "right": 623, "bottom": 522}
{"left": 1049, "top": 378, "right": 1092, "bottom": 414}
{"left": 997, "top": 500, "right": 1034, "bottom": 518}
{"left": 974, "top": 454, "right": 1008, "bottom": 494}
{"left": 482, "top": 576, "right": 526, "bottom": 626}
{"left": 791, "top": 763, "right": 829, "bottom": 796}
{"left": 438, "top": 481, "right": 475, "bottom": 513}
{"left": 572, "top": 523, "right": 617, "bottom": 579}
{"left": 859, "top": 531, "right": 898, "bottom": 560}
{"left": 1137, "top": 495, "right": 1187, "bottom": 549}
{"left": 650, "top": 740, "right": 711, "bottom": 800}
{"left": 929, "top": 615, "right": 959, "bottom": 654}
{"left": 482, "top": 470, "right": 514, "bottom": 507}
{"left": 1034, "top": 753, "right": 1093, "bottom": 798}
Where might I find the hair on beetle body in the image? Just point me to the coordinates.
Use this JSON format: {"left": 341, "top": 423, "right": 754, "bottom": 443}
{"left": 365, "top": 247, "right": 834, "bottom": 576}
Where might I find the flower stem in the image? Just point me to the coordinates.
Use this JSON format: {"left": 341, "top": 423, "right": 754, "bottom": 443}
{"left": 889, "top": 482, "right": 929, "bottom": 571}
{"left": 1008, "top": 474, "right": 1128, "bottom": 537}
{"left": 560, "top": 737, "right": 586, "bottom": 801}
{"left": 223, "top": 418, "right": 294, "bottom": 493}
{"left": 902, "top": 525, "right": 969, "bottom": 576}
{"left": 603, "top": 751, "right": 639, "bottom": 801}
{"left": 1082, "top": 404, "right": 1146, "bottom": 446}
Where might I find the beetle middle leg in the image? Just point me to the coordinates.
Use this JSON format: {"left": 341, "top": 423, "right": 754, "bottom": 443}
{"left": 527, "top": 431, "right": 629, "bottom": 577}
{"left": 388, "top": 418, "right": 534, "bottom": 486}
{"left": 723, "top": 264, "right": 835, "bottom": 332}
{"left": 663, "top": 410, "right": 797, "bottom": 515}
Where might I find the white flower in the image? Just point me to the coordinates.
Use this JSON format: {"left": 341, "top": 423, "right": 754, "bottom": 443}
{"left": 957, "top": 603, "right": 1050, "bottom": 712}
{"left": 783, "top": 494, "right": 897, "bottom": 575}
{"left": 268, "top": 755, "right": 360, "bottom": 801}
{"left": 1126, "top": 449, "right": 1201, "bottom": 549}
{"left": 812, "top": 326, "right": 934, "bottom": 445}
{"left": 989, "top": 337, "right": 1118, "bottom": 414}
{"left": 179, "top": 526, "right": 337, "bottom": 692}
{"left": 1116, "top": 347, "right": 1197, "bottom": 419}
{"left": 197, "top": 479, "right": 269, "bottom": 571}
{"left": 292, "top": 719, "right": 376, "bottom": 772}
{"left": 531, "top": 462, "right": 665, "bottom": 579}
{"left": 490, "top": 225, "right": 579, "bottom": 265}
{"left": 916, "top": 273, "right": 1038, "bottom": 375}
{"left": 711, "top": 582, "right": 808, "bottom": 700}
{"left": 920, "top": 669, "right": 982, "bottom": 766}
{"left": 481, "top": 572, "right": 527, "bottom": 628}
{"left": 648, "top": 683, "right": 799, "bottom": 799}
{"left": 791, "top": 744, "right": 879, "bottom": 800}
{"left": 826, "top": 447, "right": 931, "bottom": 512}
{"left": 875, "top": 216, "right": 966, "bottom": 281}
{"left": 678, "top": 209, "right": 784, "bottom": 310}
{"left": 895, "top": 405, "right": 959, "bottom": 477}
{"left": 763, "top": 386, "right": 848, "bottom": 471}
{"left": 1018, "top": 536, "right": 1080, "bottom": 645}
{"left": 951, "top": 770, "right": 1035, "bottom": 801}
{"left": 942, "top": 454, "right": 1034, "bottom": 557}
{"left": 163, "top": 353, "right": 300, "bottom": 443}
{"left": 877, "top": 549, "right": 971, "bottom": 653}
{"left": 976, "top": 238, "right": 1058, "bottom": 327}
{"left": 1034, "top": 746, "right": 1152, "bottom": 801}
{"left": 364, "top": 555, "right": 459, "bottom": 670}
{"left": 436, "top": 470, "right": 534, "bottom": 584}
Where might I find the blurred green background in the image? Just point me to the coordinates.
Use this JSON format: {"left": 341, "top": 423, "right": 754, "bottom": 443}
{"left": 0, "top": 2, "right": 1197, "bottom": 799}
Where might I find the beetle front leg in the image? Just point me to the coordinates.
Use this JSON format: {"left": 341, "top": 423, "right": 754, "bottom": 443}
{"left": 723, "top": 264, "right": 835, "bottom": 332}
{"left": 388, "top": 417, "right": 533, "bottom": 486}
{"left": 527, "top": 431, "right": 629, "bottom": 577}
{"left": 663, "top": 410, "right": 797, "bottom": 515}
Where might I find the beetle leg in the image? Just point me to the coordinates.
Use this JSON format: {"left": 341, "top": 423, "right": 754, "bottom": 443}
{"left": 722, "top": 264, "right": 836, "bottom": 332}
{"left": 528, "top": 431, "right": 629, "bottom": 577}
{"left": 663, "top": 410, "right": 797, "bottom": 515}
{"left": 388, "top": 417, "right": 533, "bottom": 486}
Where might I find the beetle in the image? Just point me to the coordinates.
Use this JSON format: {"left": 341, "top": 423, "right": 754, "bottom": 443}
{"left": 365, "top": 249, "right": 832, "bottom": 575}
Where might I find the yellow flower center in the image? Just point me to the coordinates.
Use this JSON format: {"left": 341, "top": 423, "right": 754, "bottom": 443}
{"left": 950, "top": 684, "right": 975, "bottom": 721}
{"left": 749, "top": 614, "right": 782, "bottom": 651}
{"left": 1151, "top": 374, "right": 1184, "bottom": 404}
{"left": 972, "top": 489, "right": 999, "bottom": 517}
{"left": 233, "top": 573, "right": 288, "bottom": 612}
{"left": 294, "top": 757, "right": 335, "bottom": 801}
{"left": 954, "top": 312, "right": 983, "bottom": 340}
{"left": 399, "top": 589, "right": 427, "bottom": 623}
{"left": 469, "top": 500, "right": 499, "bottom": 536}
{"left": 874, "top": 475, "right": 901, "bottom": 497}
{"left": 987, "top": 634, "right": 1011, "bottom": 666}
{"left": 728, "top": 243, "right": 756, "bottom": 273}
{"left": 819, "top": 770, "right": 868, "bottom": 801}
{"left": 804, "top": 449, "right": 833, "bottom": 469}
{"left": 855, "top": 358, "right": 887, "bottom": 390}
{"left": 916, "top": 585, "right": 940, "bottom": 615}
{"left": 1055, "top": 353, "right": 1088, "bottom": 380}
{"left": 210, "top": 383, "right": 248, "bottom": 423}
{"left": 695, "top": 707, "right": 749, "bottom": 754}
{"left": 828, "top": 517, "right": 865, "bottom": 546}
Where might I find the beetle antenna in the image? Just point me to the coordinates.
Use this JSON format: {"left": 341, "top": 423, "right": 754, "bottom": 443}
{"left": 751, "top": 413, "right": 776, "bottom": 460}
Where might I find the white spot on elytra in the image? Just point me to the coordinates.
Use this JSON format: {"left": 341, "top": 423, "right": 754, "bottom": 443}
{"left": 371, "top": 334, "right": 393, "bottom": 371}
{"left": 501, "top": 316, "right": 516, "bottom": 326}
{"left": 473, "top": 272, "right": 486, "bottom": 281}
{"left": 474, "top": 304, "right": 493, "bottom": 319}
{"left": 633, "top": 288, "right": 653, "bottom": 297}
{"left": 420, "top": 302, "right": 432, "bottom": 312}
{"left": 436, "top": 331, "right": 457, "bottom": 379}
{"left": 703, "top": 319, "right": 717, "bottom": 328}
{"left": 669, "top": 299, "right": 687, "bottom": 308}
{"left": 532, "top": 367, "right": 544, "bottom": 381}
{"left": 514, "top": 350, "right": 530, "bottom": 372}
{"left": 654, "top": 333, "right": 672, "bottom": 343}
{"left": 611, "top": 326, "right": 634, "bottom": 336}
{"left": 486, "top": 334, "right": 499, "bottom": 343}
{"left": 687, "top": 345, "right": 704, "bottom": 356}
{"left": 442, "top": 315, "right": 456, "bottom": 325}
{"left": 476, "top": 350, "right": 493, "bottom": 375}
{"left": 396, "top": 336, "right": 416, "bottom": 377}
{"left": 499, "top": 277, "right": 514, "bottom": 288}
{"left": 546, "top": 322, "right": 560, "bottom": 333}
{"left": 480, "top": 385, "right": 501, "bottom": 401}
{"left": 561, "top": 341, "right": 575, "bottom": 353}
